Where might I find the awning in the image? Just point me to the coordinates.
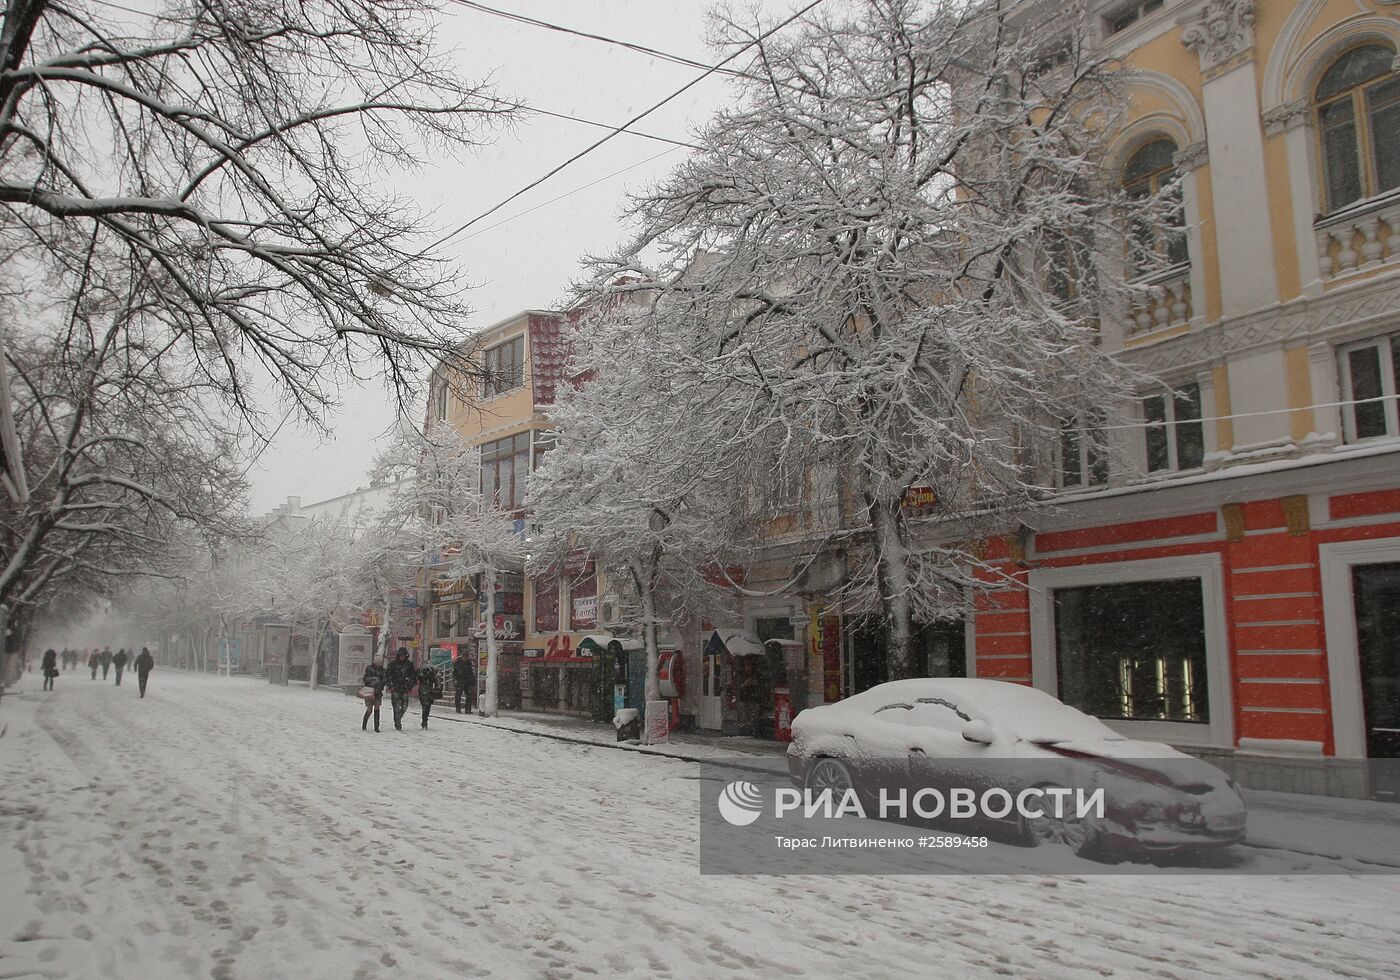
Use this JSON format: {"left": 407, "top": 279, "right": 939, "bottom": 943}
{"left": 576, "top": 635, "right": 644, "bottom": 654}
{"left": 765, "top": 638, "right": 802, "bottom": 649}
{"left": 706, "top": 629, "right": 766, "bottom": 657}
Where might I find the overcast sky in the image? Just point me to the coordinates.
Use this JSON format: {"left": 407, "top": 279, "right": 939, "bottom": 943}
{"left": 248, "top": 0, "right": 795, "bottom": 513}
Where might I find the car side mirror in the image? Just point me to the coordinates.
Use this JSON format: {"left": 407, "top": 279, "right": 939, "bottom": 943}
{"left": 961, "top": 719, "right": 995, "bottom": 745}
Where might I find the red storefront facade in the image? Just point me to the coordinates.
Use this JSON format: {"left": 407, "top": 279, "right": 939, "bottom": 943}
{"left": 970, "top": 448, "right": 1400, "bottom": 796}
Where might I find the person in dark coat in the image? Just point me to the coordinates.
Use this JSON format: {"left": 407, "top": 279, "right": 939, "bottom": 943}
{"left": 112, "top": 648, "right": 129, "bottom": 686}
{"left": 41, "top": 649, "right": 58, "bottom": 691}
{"left": 88, "top": 648, "right": 100, "bottom": 679}
{"left": 134, "top": 648, "right": 155, "bottom": 697}
{"left": 99, "top": 646, "right": 113, "bottom": 679}
{"left": 360, "top": 658, "right": 386, "bottom": 732}
{"left": 384, "top": 648, "right": 417, "bottom": 731}
{"left": 452, "top": 653, "right": 475, "bottom": 714}
{"left": 416, "top": 659, "right": 442, "bottom": 730}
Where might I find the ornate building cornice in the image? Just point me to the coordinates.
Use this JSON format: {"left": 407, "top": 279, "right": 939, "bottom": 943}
{"left": 1172, "top": 140, "right": 1209, "bottom": 171}
{"left": 1262, "top": 97, "right": 1310, "bottom": 136}
{"left": 1181, "top": 0, "right": 1256, "bottom": 78}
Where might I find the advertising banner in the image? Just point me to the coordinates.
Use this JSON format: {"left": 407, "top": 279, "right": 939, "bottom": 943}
{"left": 262, "top": 624, "right": 291, "bottom": 667}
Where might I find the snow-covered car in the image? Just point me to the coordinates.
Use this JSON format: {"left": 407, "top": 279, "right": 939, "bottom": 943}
{"left": 787, "top": 678, "right": 1246, "bottom": 860}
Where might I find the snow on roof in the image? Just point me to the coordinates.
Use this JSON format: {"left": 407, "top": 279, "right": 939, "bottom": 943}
{"left": 709, "top": 629, "right": 765, "bottom": 657}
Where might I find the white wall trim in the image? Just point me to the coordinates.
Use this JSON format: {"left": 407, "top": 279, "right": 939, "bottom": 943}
{"left": 1028, "top": 552, "right": 1233, "bottom": 748}
{"left": 1318, "top": 536, "right": 1400, "bottom": 758}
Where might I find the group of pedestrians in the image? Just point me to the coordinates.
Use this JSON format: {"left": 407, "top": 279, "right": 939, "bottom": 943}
{"left": 359, "top": 648, "right": 445, "bottom": 732}
{"left": 41, "top": 645, "right": 155, "bottom": 696}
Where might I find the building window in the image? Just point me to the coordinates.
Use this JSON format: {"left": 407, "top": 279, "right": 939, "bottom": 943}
{"left": 533, "top": 575, "right": 560, "bottom": 633}
{"left": 1054, "top": 578, "right": 1209, "bottom": 725}
{"left": 479, "top": 433, "right": 531, "bottom": 510}
{"left": 1315, "top": 44, "right": 1400, "bottom": 213}
{"left": 1340, "top": 333, "right": 1400, "bottom": 441}
{"left": 1143, "top": 381, "right": 1205, "bottom": 472}
{"left": 1104, "top": 0, "right": 1163, "bottom": 36}
{"left": 1059, "top": 415, "right": 1108, "bottom": 489}
{"left": 432, "top": 379, "right": 448, "bottom": 421}
{"left": 1123, "top": 137, "right": 1187, "bottom": 275}
{"left": 483, "top": 336, "right": 525, "bottom": 397}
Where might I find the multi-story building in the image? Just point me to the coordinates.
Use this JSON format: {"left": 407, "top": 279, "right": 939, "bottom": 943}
{"left": 698, "top": 1, "right": 1399, "bottom": 794}
{"left": 424, "top": 308, "right": 615, "bottom": 714}
{"left": 931, "top": 0, "right": 1400, "bottom": 795}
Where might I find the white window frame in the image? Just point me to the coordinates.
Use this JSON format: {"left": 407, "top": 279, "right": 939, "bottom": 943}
{"left": 1142, "top": 380, "right": 1205, "bottom": 473}
{"left": 1056, "top": 417, "right": 1108, "bottom": 490}
{"left": 483, "top": 336, "right": 525, "bottom": 398}
{"left": 1338, "top": 334, "right": 1400, "bottom": 442}
{"left": 1319, "top": 536, "right": 1400, "bottom": 759}
{"left": 1028, "top": 553, "right": 1233, "bottom": 748}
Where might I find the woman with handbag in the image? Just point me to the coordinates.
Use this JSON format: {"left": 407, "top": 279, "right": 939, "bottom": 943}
{"left": 360, "top": 658, "right": 387, "bottom": 732}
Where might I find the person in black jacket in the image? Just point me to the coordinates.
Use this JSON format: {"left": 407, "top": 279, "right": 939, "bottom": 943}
{"left": 360, "top": 658, "right": 386, "bottom": 732}
{"left": 134, "top": 648, "right": 155, "bottom": 697}
{"left": 452, "top": 653, "right": 475, "bottom": 714}
{"left": 88, "top": 649, "right": 100, "bottom": 679}
{"left": 384, "top": 648, "right": 417, "bottom": 731}
{"left": 41, "top": 649, "right": 58, "bottom": 691}
{"left": 416, "top": 659, "right": 442, "bottom": 730}
{"left": 99, "top": 646, "right": 112, "bottom": 679}
{"left": 112, "top": 648, "right": 129, "bottom": 686}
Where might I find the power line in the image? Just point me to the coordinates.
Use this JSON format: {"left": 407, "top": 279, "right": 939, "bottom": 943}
{"left": 423, "top": 0, "right": 829, "bottom": 253}
{"left": 442, "top": 0, "right": 751, "bottom": 80}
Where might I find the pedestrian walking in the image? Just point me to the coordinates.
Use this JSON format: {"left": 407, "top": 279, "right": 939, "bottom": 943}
{"left": 99, "top": 646, "right": 112, "bottom": 679}
{"left": 88, "top": 648, "right": 100, "bottom": 680}
{"left": 416, "top": 658, "right": 442, "bottom": 730}
{"left": 41, "top": 649, "right": 58, "bottom": 691}
{"left": 134, "top": 647, "right": 154, "bottom": 697}
{"left": 359, "top": 658, "right": 386, "bottom": 732}
{"left": 452, "top": 653, "right": 475, "bottom": 714}
{"left": 385, "top": 648, "right": 417, "bottom": 731}
{"left": 112, "top": 648, "right": 128, "bottom": 686}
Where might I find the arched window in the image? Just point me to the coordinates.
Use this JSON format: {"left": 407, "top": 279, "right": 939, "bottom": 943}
{"left": 1123, "top": 138, "right": 1187, "bottom": 274}
{"left": 1315, "top": 44, "right": 1400, "bottom": 212}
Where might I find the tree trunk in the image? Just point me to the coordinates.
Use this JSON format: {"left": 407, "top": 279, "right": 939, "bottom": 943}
{"left": 640, "top": 567, "right": 661, "bottom": 704}
{"left": 380, "top": 590, "right": 392, "bottom": 666}
{"left": 870, "top": 496, "right": 914, "bottom": 680}
{"left": 481, "top": 565, "right": 499, "bottom": 717}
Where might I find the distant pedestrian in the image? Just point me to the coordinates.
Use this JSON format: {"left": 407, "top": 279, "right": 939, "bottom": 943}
{"left": 41, "top": 649, "right": 58, "bottom": 691}
{"left": 452, "top": 653, "right": 475, "bottom": 714}
{"left": 416, "top": 659, "right": 442, "bottom": 730}
{"left": 88, "top": 649, "right": 100, "bottom": 679}
{"left": 99, "top": 646, "right": 112, "bottom": 679}
{"left": 112, "top": 648, "right": 128, "bottom": 686}
{"left": 134, "top": 648, "right": 154, "bottom": 698}
{"left": 360, "top": 658, "right": 386, "bottom": 732}
{"left": 385, "top": 648, "right": 417, "bottom": 731}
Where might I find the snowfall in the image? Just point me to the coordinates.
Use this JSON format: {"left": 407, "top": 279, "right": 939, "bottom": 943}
{"left": 3, "top": 671, "right": 1400, "bottom": 979}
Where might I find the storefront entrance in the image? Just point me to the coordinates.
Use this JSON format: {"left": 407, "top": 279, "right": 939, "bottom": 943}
{"left": 1354, "top": 562, "right": 1400, "bottom": 795}
{"left": 699, "top": 654, "right": 722, "bottom": 730}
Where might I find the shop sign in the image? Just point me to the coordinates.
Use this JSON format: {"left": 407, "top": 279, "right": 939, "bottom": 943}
{"left": 433, "top": 577, "right": 468, "bottom": 603}
{"left": 572, "top": 594, "right": 599, "bottom": 625}
{"left": 902, "top": 485, "right": 938, "bottom": 512}
{"left": 791, "top": 611, "right": 811, "bottom": 630}
{"left": 563, "top": 549, "right": 593, "bottom": 576}
{"left": 476, "top": 613, "right": 523, "bottom": 641}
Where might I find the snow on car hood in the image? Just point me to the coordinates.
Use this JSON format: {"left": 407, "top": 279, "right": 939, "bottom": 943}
{"left": 1045, "top": 738, "right": 1188, "bottom": 761}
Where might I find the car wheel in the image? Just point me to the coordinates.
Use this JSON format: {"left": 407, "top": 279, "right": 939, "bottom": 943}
{"left": 806, "top": 757, "right": 855, "bottom": 797}
{"left": 1021, "top": 784, "right": 1100, "bottom": 859}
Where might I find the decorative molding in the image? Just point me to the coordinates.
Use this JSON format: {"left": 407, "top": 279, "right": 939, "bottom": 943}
{"left": 1181, "top": 0, "right": 1256, "bottom": 77}
{"left": 1281, "top": 494, "right": 1310, "bottom": 536}
{"left": 1123, "top": 276, "right": 1400, "bottom": 376}
{"left": 1172, "top": 140, "right": 1209, "bottom": 171}
{"left": 1262, "top": 97, "right": 1309, "bottom": 136}
{"left": 1222, "top": 502, "right": 1246, "bottom": 542}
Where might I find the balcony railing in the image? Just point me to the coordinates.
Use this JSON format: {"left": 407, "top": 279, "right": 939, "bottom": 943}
{"left": 1127, "top": 264, "right": 1192, "bottom": 336}
{"left": 1315, "top": 193, "right": 1400, "bottom": 282}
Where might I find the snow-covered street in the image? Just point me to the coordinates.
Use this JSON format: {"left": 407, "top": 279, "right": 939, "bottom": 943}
{"left": 3, "top": 672, "right": 1399, "bottom": 980}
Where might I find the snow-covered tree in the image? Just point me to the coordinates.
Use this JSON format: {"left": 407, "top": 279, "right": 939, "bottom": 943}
{"left": 0, "top": 0, "right": 516, "bottom": 430}
{"left": 576, "top": 0, "right": 1172, "bottom": 678}
{"left": 529, "top": 302, "right": 750, "bottom": 705}
{"left": 370, "top": 421, "right": 525, "bottom": 716}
